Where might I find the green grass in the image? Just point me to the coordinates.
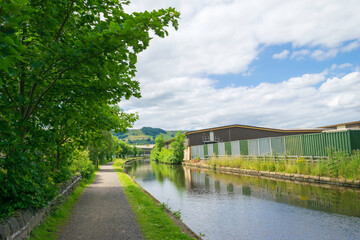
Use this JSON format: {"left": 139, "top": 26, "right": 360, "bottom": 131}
{"left": 205, "top": 150, "right": 360, "bottom": 180}
{"left": 113, "top": 159, "right": 194, "bottom": 240}
{"left": 28, "top": 173, "right": 96, "bottom": 240}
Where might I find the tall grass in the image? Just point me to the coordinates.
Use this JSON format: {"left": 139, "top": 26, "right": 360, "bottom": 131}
{"left": 206, "top": 150, "right": 360, "bottom": 180}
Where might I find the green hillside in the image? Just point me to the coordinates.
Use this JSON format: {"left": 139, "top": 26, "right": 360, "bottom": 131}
{"left": 113, "top": 127, "right": 186, "bottom": 145}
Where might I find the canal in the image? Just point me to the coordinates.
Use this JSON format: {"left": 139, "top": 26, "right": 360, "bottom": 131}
{"left": 126, "top": 160, "right": 360, "bottom": 240}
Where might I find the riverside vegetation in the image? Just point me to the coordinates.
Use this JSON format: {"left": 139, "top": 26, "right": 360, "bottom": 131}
{"left": 150, "top": 132, "right": 186, "bottom": 164}
{"left": 113, "top": 159, "right": 194, "bottom": 240}
{"left": 203, "top": 150, "right": 360, "bottom": 180}
{"left": 0, "top": 0, "right": 179, "bottom": 220}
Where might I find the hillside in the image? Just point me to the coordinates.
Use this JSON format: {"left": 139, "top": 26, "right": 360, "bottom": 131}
{"left": 113, "top": 127, "right": 186, "bottom": 145}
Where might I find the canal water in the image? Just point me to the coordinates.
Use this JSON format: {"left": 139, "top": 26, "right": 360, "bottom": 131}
{"left": 126, "top": 160, "right": 360, "bottom": 240}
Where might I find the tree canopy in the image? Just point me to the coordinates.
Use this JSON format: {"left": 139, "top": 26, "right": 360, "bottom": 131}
{"left": 0, "top": 0, "right": 179, "bottom": 218}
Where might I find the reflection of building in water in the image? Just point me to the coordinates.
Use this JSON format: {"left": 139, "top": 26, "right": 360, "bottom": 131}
{"left": 182, "top": 166, "right": 360, "bottom": 217}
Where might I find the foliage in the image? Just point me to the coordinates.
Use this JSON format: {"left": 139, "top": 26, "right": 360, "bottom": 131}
{"left": 206, "top": 151, "right": 360, "bottom": 180}
{"left": 150, "top": 135, "right": 165, "bottom": 161}
{"left": 70, "top": 150, "right": 95, "bottom": 180}
{"left": 113, "top": 128, "right": 185, "bottom": 145}
{"left": 141, "top": 127, "right": 167, "bottom": 136}
{"left": 150, "top": 132, "right": 185, "bottom": 164}
{"left": 0, "top": 0, "right": 179, "bottom": 218}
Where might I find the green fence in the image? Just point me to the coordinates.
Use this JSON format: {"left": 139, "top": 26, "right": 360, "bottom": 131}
{"left": 191, "top": 130, "right": 360, "bottom": 159}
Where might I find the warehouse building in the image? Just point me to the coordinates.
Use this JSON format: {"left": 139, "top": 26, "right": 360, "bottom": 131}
{"left": 185, "top": 124, "right": 322, "bottom": 147}
{"left": 184, "top": 121, "right": 360, "bottom": 160}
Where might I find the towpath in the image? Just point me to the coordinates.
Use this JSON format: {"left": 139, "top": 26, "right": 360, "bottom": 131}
{"left": 58, "top": 162, "right": 143, "bottom": 240}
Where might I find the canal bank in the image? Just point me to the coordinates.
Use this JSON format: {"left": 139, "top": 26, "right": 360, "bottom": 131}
{"left": 114, "top": 160, "right": 200, "bottom": 240}
{"left": 126, "top": 159, "right": 360, "bottom": 240}
{"left": 182, "top": 161, "right": 360, "bottom": 188}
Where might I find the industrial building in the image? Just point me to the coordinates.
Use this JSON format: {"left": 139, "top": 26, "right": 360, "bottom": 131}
{"left": 184, "top": 121, "right": 360, "bottom": 160}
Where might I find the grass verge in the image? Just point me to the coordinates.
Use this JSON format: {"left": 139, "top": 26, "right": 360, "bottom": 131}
{"left": 204, "top": 150, "right": 360, "bottom": 180}
{"left": 28, "top": 172, "right": 96, "bottom": 240}
{"left": 113, "top": 159, "right": 194, "bottom": 240}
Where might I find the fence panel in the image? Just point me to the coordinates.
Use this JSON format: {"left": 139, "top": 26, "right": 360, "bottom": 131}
{"left": 350, "top": 130, "right": 360, "bottom": 152}
{"left": 285, "top": 135, "right": 303, "bottom": 156}
{"left": 214, "top": 143, "right": 219, "bottom": 156}
{"left": 271, "top": 137, "right": 285, "bottom": 155}
{"left": 248, "top": 139, "right": 259, "bottom": 155}
{"left": 218, "top": 142, "right": 225, "bottom": 156}
{"left": 303, "top": 133, "right": 327, "bottom": 156}
{"left": 199, "top": 145, "right": 205, "bottom": 159}
{"left": 231, "top": 141, "right": 240, "bottom": 155}
{"left": 240, "top": 140, "right": 249, "bottom": 155}
{"left": 259, "top": 138, "right": 271, "bottom": 155}
{"left": 207, "top": 144, "right": 214, "bottom": 157}
{"left": 204, "top": 144, "right": 208, "bottom": 157}
{"left": 325, "top": 131, "right": 351, "bottom": 154}
{"left": 192, "top": 145, "right": 204, "bottom": 159}
{"left": 225, "top": 142, "right": 232, "bottom": 155}
{"left": 191, "top": 146, "right": 198, "bottom": 159}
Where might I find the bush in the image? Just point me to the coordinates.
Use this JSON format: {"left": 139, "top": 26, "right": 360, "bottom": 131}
{"left": 71, "top": 150, "right": 95, "bottom": 180}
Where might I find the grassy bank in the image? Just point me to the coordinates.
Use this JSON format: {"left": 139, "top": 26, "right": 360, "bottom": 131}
{"left": 202, "top": 150, "right": 360, "bottom": 180}
{"left": 28, "top": 173, "right": 97, "bottom": 240}
{"left": 113, "top": 159, "right": 194, "bottom": 240}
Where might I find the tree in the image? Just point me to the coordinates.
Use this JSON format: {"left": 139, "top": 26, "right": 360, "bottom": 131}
{"left": 141, "top": 127, "right": 167, "bottom": 136}
{"left": 0, "top": 0, "right": 179, "bottom": 217}
{"left": 150, "top": 135, "right": 165, "bottom": 161}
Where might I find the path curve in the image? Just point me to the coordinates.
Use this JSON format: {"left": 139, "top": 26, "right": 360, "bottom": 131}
{"left": 58, "top": 162, "right": 143, "bottom": 240}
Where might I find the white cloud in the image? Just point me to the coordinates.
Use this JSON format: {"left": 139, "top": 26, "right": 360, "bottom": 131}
{"left": 342, "top": 41, "right": 360, "bottom": 52}
{"left": 119, "top": 0, "right": 360, "bottom": 130}
{"left": 127, "top": 0, "right": 360, "bottom": 78}
{"left": 273, "top": 50, "right": 289, "bottom": 59}
{"left": 311, "top": 49, "right": 338, "bottom": 60}
{"left": 121, "top": 70, "right": 360, "bottom": 130}
{"left": 291, "top": 49, "right": 310, "bottom": 60}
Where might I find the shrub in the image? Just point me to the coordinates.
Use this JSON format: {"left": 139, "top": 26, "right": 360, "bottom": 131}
{"left": 71, "top": 150, "right": 95, "bottom": 180}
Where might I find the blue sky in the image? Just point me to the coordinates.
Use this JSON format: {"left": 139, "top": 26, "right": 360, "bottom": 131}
{"left": 121, "top": 0, "right": 360, "bottom": 130}
{"left": 210, "top": 42, "right": 360, "bottom": 88}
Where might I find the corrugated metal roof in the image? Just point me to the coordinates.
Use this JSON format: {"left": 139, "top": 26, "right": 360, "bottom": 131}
{"left": 186, "top": 124, "right": 322, "bottom": 135}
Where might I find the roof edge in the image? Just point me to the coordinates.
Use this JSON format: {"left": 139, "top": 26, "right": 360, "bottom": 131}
{"left": 186, "top": 124, "right": 322, "bottom": 135}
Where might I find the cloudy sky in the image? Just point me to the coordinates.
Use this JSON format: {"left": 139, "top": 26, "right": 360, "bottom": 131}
{"left": 120, "top": 0, "right": 360, "bottom": 130}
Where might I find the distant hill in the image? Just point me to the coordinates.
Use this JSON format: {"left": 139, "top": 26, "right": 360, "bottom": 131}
{"left": 113, "top": 127, "right": 186, "bottom": 145}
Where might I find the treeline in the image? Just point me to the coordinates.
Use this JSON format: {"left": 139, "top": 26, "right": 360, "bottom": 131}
{"left": 0, "top": 1, "right": 179, "bottom": 220}
{"left": 141, "top": 127, "right": 167, "bottom": 137}
{"left": 150, "top": 132, "right": 185, "bottom": 164}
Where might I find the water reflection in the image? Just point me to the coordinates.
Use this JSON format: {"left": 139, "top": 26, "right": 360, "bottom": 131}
{"left": 126, "top": 160, "right": 360, "bottom": 240}
{"left": 127, "top": 160, "right": 360, "bottom": 218}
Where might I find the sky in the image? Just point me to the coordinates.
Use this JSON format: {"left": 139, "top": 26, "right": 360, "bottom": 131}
{"left": 120, "top": 0, "right": 360, "bottom": 130}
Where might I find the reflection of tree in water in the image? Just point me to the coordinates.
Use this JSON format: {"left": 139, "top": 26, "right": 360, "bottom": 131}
{"left": 150, "top": 161, "right": 186, "bottom": 190}
{"left": 185, "top": 167, "right": 360, "bottom": 217}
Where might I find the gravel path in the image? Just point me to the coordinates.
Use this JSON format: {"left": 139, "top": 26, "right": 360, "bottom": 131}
{"left": 58, "top": 162, "right": 143, "bottom": 240}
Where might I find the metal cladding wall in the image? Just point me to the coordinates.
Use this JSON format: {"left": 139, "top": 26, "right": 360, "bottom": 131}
{"left": 192, "top": 145, "right": 204, "bottom": 159}
{"left": 271, "top": 137, "right": 286, "bottom": 155}
{"left": 225, "top": 142, "right": 232, "bottom": 155}
{"left": 350, "top": 130, "right": 360, "bottom": 151}
{"left": 324, "top": 131, "right": 351, "bottom": 153}
{"left": 248, "top": 139, "right": 259, "bottom": 155}
{"left": 204, "top": 144, "right": 208, "bottom": 157}
{"left": 303, "top": 133, "right": 327, "bottom": 156}
{"left": 259, "top": 138, "right": 271, "bottom": 155}
{"left": 218, "top": 142, "right": 225, "bottom": 156}
{"left": 231, "top": 141, "right": 240, "bottom": 155}
{"left": 188, "top": 130, "right": 360, "bottom": 159}
{"left": 285, "top": 135, "right": 304, "bottom": 156}
{"left": 186, "top": 125, "right": 322, "bottom": 146}
{"left": 208, "top": 144, "right": 214, "bottom": 156}
{"left": 240, "top": 140, "right": 249, "bottom": 155}
{"left": 214, "top": 143, "right": 219, "bottom": 155}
